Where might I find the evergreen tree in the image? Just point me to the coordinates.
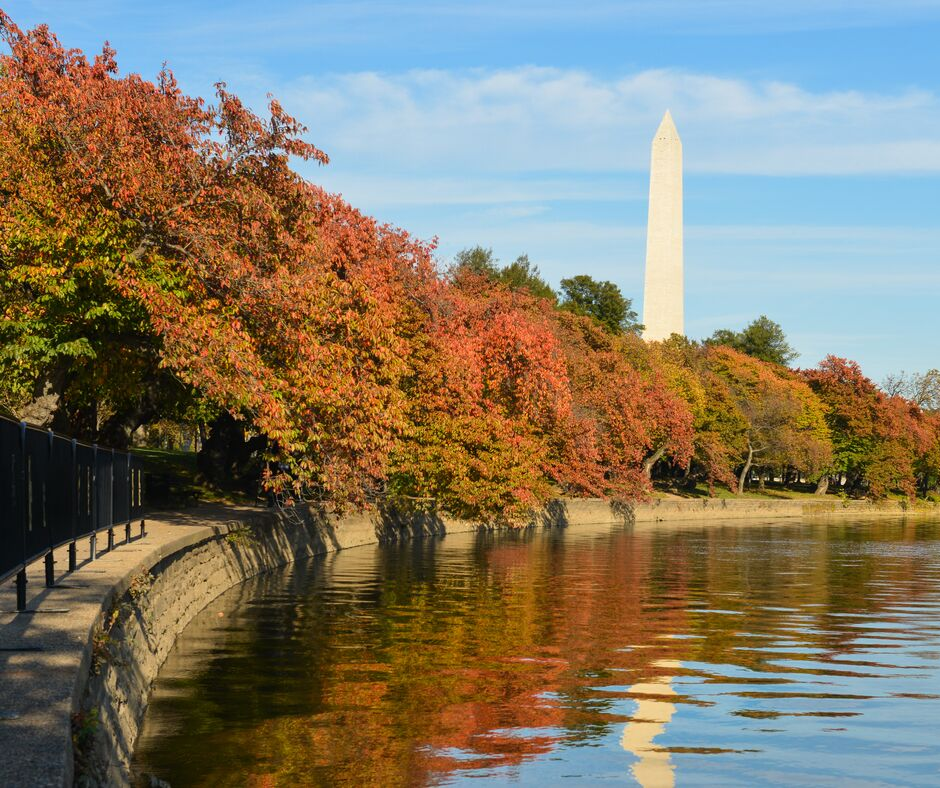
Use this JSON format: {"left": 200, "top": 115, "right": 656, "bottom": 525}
{"left": 707, "top": 315, "right": 798, "bottom": 366}
{"left": 559, "top": 275, "right": 641, "bottom": 335}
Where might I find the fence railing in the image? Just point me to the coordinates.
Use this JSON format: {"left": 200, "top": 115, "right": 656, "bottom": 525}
{"left": 0, "top": 415, "right": 145, "bottom": 611}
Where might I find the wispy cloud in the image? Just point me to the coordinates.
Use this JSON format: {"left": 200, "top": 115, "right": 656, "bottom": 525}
{"left": 287, "top": 67, "right": 940, "bottom": 179}
{"left": 314, "top": 172, "right": 646, "bottom": 207}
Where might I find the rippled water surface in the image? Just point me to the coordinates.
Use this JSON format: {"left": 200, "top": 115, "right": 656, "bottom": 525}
{"left": 132, "top": 519, "right": 940, "bottom": 786}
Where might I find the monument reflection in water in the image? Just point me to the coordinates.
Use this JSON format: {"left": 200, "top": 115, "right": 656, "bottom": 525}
{"left": 133, "top": 519, "right": 940, "bottom": 786}
{"left": 622, "top": 658, "right": 681, "bottom": 786}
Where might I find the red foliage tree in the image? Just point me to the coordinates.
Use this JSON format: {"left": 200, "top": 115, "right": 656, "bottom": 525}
{"left": 0, "top": 13, "right": 434, "bottom": 503}
{"left": 390, "top": 274, "right": 573, "bottom": 521}
{"left": 550, "top": 314, "right": 694, "bottom": 500}
{"left": 803, "top": 356, "right": 928, "bottom": 498}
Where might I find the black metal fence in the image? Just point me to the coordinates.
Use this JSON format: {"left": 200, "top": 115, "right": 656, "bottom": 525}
{"left": 0, "top": 416, "right": 145, "bottom": 610}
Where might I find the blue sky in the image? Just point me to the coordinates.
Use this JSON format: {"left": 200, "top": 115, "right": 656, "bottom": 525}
{"left": 5, "top": 1, "right": 940, "bottom": 379}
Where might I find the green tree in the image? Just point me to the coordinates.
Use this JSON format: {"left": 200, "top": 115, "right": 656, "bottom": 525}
{"left": 706, "top": 315, "right": 798, "bottom": 366}
{"left": 452, "top": 248, "right": 556, "bottom": 301}
{"left": 452, "top": 246, "right": 499, "bottom": 280}
{"left": 498, "top": 255, "right": 556, "bottom": 301}
{"left": 558, "top": 275, "right": 641, "bottom": 335}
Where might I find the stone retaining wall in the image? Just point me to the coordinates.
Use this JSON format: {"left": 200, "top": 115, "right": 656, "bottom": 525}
{"left": 634, "top": 497, "right": 940, "bottom": 522}
{"left": 75, "top": 505, "right": 491, "bottom": 785}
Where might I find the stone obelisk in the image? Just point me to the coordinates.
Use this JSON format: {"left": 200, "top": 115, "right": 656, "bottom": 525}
{"left": 642, "top": 110, "right": 683, "bottom": 341}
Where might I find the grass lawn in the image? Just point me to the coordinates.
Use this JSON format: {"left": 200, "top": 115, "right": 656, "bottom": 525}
{"left": 655, "top": 481, "right": 940, "bottom": 504}
{"left": 654, "top": 481, "right": 829, "bottom": 501}
{"left": 134, "top": 447, "right": 255, "bottom": 507}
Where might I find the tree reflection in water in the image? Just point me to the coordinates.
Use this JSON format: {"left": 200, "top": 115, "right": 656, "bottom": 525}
{"left": 132, "top": 519, "right": 940, "bottom": 787}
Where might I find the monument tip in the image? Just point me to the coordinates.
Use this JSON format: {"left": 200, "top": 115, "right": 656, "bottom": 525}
{"left": 655, "top": 110, "right": 680, "bottom": 141}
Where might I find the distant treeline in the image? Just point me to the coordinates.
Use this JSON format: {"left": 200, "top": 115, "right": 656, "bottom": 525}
{"left": 1, "top": 14, "right": 938, "bottom": 521}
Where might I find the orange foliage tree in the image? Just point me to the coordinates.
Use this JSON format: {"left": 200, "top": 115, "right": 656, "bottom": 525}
{"left": 915, "top": 411, "right": 940, "bottom": 497}
{"left": 803, "top": 356, "right": 932, "bottom": 498}
{"left": 0, "top": 13, "right": 434, "bottom": 504}
{"left": 2, "top": 13, "right": 936, "bottom": 515}
{"left": 708, "top": 347, "right": 831, "bottom": 494}
{"left": 550, "top": 314, "right": 695, "bottom": 500}
{"left": 389, "top": 273, "right": 572, "bottom": 521}
{"left": 388, "top": 278, "right": 695, "bottom": 521}
{"left": 649, "top": 338, "right": 748, "bottom": 492}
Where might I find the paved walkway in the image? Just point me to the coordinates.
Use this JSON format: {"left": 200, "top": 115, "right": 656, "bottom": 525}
{"left": 0, "top": 506, "right": 262, "bottom": 788}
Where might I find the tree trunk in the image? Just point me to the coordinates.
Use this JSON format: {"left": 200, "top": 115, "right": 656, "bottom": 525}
{"left": 642, "top": 444, "right": 667, "bottom": 479}
{"left": 98, "top": 386, "right": 162, "bottom": 449}
{"left": 815, "top": 475, "right": 829, "bottom": 495}
{"left": 197, "top": 413, "right": 267, "bottom": 490}
{"left": 737, "top": 444, "right": 755, "bottom": 495}
{"left": 846, "top": 472, "right": 861, "bottom": 497}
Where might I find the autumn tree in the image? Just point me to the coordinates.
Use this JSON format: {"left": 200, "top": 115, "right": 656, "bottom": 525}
{"left": 708, "top": 347, "right": 831, "bottom": 494}
{"left": 550, "top": 314, "right": 694, "bottom": 498}
{"left": 803, "top": 357, "right": 933, "bottom": 498}
{"left": 0, "top": 14, "right": 435, "bottom": 503}
{"left": 914, "top": 411, "right": 940, "bottom": 496}
{"left": 389, "top": 276, "right": 571, "bottom": 521}
{"left": 649, "top": 337, "right": 748, "bottom": 492}
{"left": 871, "top": 396, "right": 937, "bottom": 499}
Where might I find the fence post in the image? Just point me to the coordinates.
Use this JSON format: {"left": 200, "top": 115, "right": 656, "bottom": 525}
{"left": 44, "top": 552, "right": 55, "bottom": 587}
{"left": 15, "top": 570, "right": 26, "bottom": 611}
{"left": 90, "top": 444, "right": 97, "bottom": 561}
{"left": 106, "top": 448, "right": 114, "bottom": 552}
{"left": 44, "top": 430, "right": 54, "bottom": 588}
{"left": 125, "top": 452, "right": 132, "bottom": 543}
{"left": 17, "top": 422, "right": 28, "bottom": 611}
{"left": 138, "top": 465, "right": 146, "bottom": 537}
{"left": 69, "top": 438, "right": 77, "bottom": 572}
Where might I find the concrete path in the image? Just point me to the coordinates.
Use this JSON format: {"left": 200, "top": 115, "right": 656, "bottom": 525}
{"left": 0, "top": 506, "right": 262, "bottom": 788}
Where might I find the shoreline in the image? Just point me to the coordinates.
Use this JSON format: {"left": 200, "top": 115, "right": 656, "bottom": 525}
{"left": 634, "top": 496, "right": 939, "bottom": 522}
{"left": 1, "top": 497, "right": 937, "bottom": 786}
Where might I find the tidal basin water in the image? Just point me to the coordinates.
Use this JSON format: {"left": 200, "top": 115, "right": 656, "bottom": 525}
{"left": 132, "top": 519, "right": 940, "bottom": 786}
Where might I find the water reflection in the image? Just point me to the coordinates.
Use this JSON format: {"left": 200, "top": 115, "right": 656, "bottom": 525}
{"left": 132, "top": 519, "right": 940, "bottom": 786}
{"left": 621, "top": 658, "right": 680, "bottom": 787}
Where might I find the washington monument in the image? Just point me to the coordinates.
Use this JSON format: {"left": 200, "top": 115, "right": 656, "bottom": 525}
{"left": 642, "top": 110, "right": 684, "bottom": 341}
